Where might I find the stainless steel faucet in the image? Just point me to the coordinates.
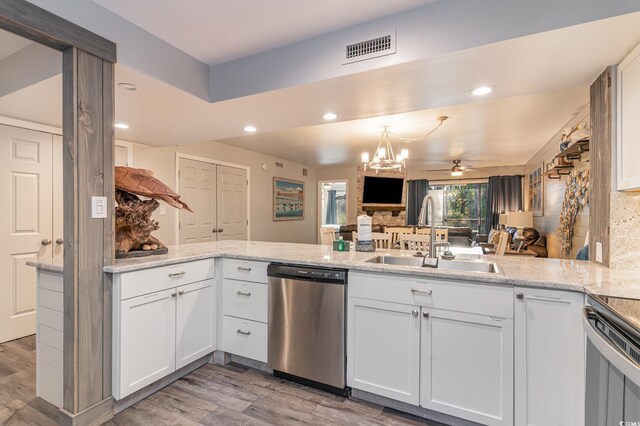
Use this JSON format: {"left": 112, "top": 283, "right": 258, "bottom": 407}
{"left": 417, "top": 194, "right": 437, "bottom": 259}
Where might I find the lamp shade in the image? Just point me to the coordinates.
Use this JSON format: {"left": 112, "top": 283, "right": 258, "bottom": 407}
{"left": 498, "top": 214, "right": 509, "bottom": 226}
{"left": 506, "top": 211, "right": 533, "bottom": 228}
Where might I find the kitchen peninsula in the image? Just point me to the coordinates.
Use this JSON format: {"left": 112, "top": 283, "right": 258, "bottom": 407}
{"left": 29, "top": 241, "right": 640, "bottom": 426}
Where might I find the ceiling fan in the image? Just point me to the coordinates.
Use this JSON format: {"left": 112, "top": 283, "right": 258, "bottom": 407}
{"left": 428, "top": 159, "right": 474, "bottom": 176}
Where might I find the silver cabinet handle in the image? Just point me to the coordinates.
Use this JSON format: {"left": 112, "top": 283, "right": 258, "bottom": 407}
{"left": 516, "top": 292, "right": 524, "bottom": 300}
{"left": 423, "top": 311, "right": 430, "bottom": 318}
{"left": 169, "top": 271, "right": 186, "bottom": 278}
{"left": 171, "top": 292, "right": 177, "bottom": 298}
{"left": 41, "top": 239, "right": 52, "bottom": 246}
{"left": 237, "top": 266, "right": 252, "bottom": 272}
{"left": 236, "top": 291, "right": 252, "bottom": 297}
{"left": 178, "top": 290, "right": 185, "bottom": 296}
{"left": 236, "top": 329, "right": 251, "bottom": 336}
{"left": 56, "top": 238, "right": 64, "bottom": 245}
{"left": 411, "top": 309, "right": 419, "bottom": 317}
{"left": 411, "top": 287, "right": 432, "bottom": 295}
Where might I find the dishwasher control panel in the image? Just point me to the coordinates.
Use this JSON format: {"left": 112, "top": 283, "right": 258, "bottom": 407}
{"left": 267, "top": 263, "right": 347, "bottom": 284}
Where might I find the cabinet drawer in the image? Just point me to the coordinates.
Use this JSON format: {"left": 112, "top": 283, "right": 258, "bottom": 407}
{"left": 349, "top": 272, "right": 513, "bottom": 319}
{"left": 119, "top": 259, "right": 215, "bottom": 300}
{"left": 222, "top": 279, "right": 267, "bottom": 323}
{"left": 223, "top": 259, "right": 268, "bottom": 284}
{"left": 222, "top": 316, "right": 267, "bottom": 362}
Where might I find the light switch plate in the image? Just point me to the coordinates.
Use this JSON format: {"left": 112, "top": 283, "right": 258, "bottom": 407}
{"left": 92, "top": 196, "right": 108, "bottom": 219}
{"left": 596, "top": 242, "right": 603, "bottom": 263}
{"left": 159, "top": 205, "right": 166, "bottom": 215}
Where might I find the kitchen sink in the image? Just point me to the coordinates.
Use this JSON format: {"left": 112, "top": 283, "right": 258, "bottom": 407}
{"left": 365, "top": 254, "right": 503, "bottom": 274}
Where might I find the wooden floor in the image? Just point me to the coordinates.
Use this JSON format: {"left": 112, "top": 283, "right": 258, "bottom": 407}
{"left": 0, "top": 336, "right": 447, "bottom": 425}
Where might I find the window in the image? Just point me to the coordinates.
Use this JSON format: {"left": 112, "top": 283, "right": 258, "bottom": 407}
{"left": 320, "top": 181, "right": 347, "bottom": 227}
{"left": 427, "top": 182, "right": 488, "bottom": 231}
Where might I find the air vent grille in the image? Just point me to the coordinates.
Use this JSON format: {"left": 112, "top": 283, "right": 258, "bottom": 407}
{"left": 343, "top": 31, "right": 396, "bottom": 64}
{"left": 346, "top": 35, "right": 391, "bottom": 59}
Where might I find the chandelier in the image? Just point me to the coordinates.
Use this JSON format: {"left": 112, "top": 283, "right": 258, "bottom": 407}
{"left": 361, "top": 116, "right": 448, "bottom": 172}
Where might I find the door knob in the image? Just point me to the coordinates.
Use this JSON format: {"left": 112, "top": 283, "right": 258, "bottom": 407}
{"left": 56, "top": 238, "right": 64, "bottom": 245}
{"left": 41, "top": 239, "right": 52, "bottom": 246}
{"left": 217, "top": 228, "right": 224, "bottom": 232}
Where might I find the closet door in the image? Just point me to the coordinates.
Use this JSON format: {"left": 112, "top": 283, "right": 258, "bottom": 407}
{"left": 179, "top": 158, "right": 217, "bottom": 244}
{"left": 0, "top": 125, "right": 53, "bottom": 343}
{"left": 216, "top": 165, "right": 247, "bottom": 241}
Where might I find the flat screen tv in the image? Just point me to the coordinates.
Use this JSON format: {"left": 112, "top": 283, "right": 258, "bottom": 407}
{"left": 362, "top": 176, "right": 404, "bottom": 204}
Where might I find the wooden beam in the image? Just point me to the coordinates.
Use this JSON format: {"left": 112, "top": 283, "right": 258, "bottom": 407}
{"left": 62, "top": 47, "right": 115, "bottom": 423}
{"left": 0, "top": 0, "right": 116, "bottom": 62}
{"left": 589, "top": 66, "right": 614, "bottom": 266}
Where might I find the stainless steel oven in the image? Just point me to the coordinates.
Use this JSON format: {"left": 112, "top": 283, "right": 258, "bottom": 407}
{"left": 585, "top": 295, "right": 640, "bottom": 425}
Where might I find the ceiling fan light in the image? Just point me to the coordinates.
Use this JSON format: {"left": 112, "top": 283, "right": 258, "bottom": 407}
{"left": 451, "top": 170, "right": 463, "bottom": 177}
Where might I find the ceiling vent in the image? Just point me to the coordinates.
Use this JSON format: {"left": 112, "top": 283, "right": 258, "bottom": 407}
{"left": 343, "top": 31, "right": 396, "bottom": 65}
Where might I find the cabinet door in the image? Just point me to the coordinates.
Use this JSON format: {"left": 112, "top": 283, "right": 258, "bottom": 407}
{"left": 176, "top": 279, "right": 216, "bottom": 369}
{"left": 421, "top": 307, "right": 513, "bottom": 426}
{"left": 347, "top": 297, "right": 420, "bottom": 405}
{"left": 514, "top": 287, "right": 585, "bottom": 426}
{"left": 118, "top": 288, "right": 176, "bottom": 399}
{"left": 618, "top": 42, "right": 640, "bottom": 190}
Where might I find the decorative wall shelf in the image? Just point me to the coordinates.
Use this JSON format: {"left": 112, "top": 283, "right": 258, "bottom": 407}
{"left": 543, "top": 165, "right": 574, "bottom": 180}
{"left": 557, "top": 138, "right": 590, "bottom": 162}
{"left": 362, "top": 204, "right": 405, "bottom": 216}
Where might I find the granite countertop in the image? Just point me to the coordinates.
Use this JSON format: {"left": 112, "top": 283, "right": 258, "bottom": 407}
{"left": 27, "top": 240, "right": 640, "bottom": 299}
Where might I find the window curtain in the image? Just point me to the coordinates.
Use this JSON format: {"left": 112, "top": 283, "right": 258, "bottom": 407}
{"left": 484, "top": 175, "right": 523, "bottom": 233}
{"left": 325, "top": 190, "right": 337, "bottom": 224}
{"left": 406, "top": 179, "right": 429, "bottom": 225}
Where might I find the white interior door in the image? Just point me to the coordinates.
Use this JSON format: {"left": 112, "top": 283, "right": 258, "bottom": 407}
{"left": 216, "top": 165, "right": 247, "bottom": 241}
{"left": 52, "top": 135, "right": 64, "bottom": 263}
{"left": 0, "top": 125, "right": 53, "bottom": 343}
{"left": 179, "top": 158, "right": 216, "bottom": 244}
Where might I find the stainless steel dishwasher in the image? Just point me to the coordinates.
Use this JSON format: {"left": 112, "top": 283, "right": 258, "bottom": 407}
{"left": 267, "top": 263, "right": 349, "bottom": 396}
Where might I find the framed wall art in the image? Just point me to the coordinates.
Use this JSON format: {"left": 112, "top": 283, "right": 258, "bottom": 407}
{"left": 528, "top": 162, "right": 544, "bottom": 217}
{"left": 273, "top": 177, "right": 305, "bottom": 221}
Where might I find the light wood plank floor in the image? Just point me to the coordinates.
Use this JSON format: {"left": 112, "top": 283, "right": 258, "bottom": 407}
{"left": 0, "top": 336, "right": 447, "bottom": 425}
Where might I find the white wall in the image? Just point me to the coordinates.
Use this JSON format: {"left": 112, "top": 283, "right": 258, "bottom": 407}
{"left": 131, "top": 140, "right": 317, "bottom": 246}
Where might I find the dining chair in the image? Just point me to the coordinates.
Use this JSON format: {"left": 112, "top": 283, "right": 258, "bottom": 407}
{"left": 353, "top": 231, "right": 392, "bottom": 249}
{"left": 385, "top": 226, "right": 414, "bottom": 248}
{"left": 399, "top": 234, "right": 432, "bottom": 252}
{"left": 416, "top": 227, "right": 449, "bottom": 242}
{"left": 320, "top": 227, "right": 336, "bottom": 245}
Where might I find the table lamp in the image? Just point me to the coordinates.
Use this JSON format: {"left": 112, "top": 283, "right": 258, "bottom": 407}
{"left": 506, "top": 211, "right": 533, "bottom": 252}
{"left": 498, "top": 213, "right": 508, "bottom": 230}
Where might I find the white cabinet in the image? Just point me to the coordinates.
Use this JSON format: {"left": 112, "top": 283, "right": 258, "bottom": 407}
{"left": 113, "top": 260, "right": 216, "bottom": 400}
{"left": 347, "top": 272, "right": 514, "bottom": 425}
{"left": 347, "top": 297, "right": 420, "bottom": 405}
{"left": 421, "top": 308, "right": 513, "bottom": 426}
{"left": 617, "top": 42, "right": 640, "bottom": 190}
{"left": 221, "top": 259, "right": 268, "bottom": 362}
{"left": 176, "top": 281, "right": 216, "bottom": 369}
{"left": 119, "top": 288, "right": 177, "bottom": 397}
{"left": 514, "top": 287, "right": 585, "bottom": 426}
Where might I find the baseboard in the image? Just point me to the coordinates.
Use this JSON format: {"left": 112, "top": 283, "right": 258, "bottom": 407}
{"left": 351, "top": 389, "right": 482, "bottom": 426}
{"left": 58, "top": 397, "right": 114, "bottom": 426}
{"left": 114, "top": 354, "right": 211, "bottom": 414}
{"left": 215, "top": 351, "right": 272, "bottom": 373}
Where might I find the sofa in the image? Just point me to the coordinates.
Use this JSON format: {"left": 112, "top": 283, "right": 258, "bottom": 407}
{"left": 338, "top": 224, "right": 474, "bottom": 246}
{"left": 479, "top": 227, "right": 548, "bottom": 257}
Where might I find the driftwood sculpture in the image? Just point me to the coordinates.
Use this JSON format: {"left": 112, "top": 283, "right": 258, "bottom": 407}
{"left": 115, "top": 166, "right": 193, "bottom": 256}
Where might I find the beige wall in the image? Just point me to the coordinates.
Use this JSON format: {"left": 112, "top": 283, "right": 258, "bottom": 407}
{"left": 131, "top": 140, "right": 317, "bottom": 246}
{"left": 524, "top": 105, "right": 590, "bottom": 259}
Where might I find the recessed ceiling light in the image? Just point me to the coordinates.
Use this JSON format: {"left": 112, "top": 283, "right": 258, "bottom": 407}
{"left": 323, "top": 112, "right": 337, "bottom": 120}
{"left": 471, "top": 86, "right": 493, "bottom": 96}
{"left": 244, "top": 125, "right": 257, "bottom": 132}
{"left": 115, "top": 122, "right": 129, "bottom": 129}
{"left": 117, "top": 82, "right": 137, "bottom": 91}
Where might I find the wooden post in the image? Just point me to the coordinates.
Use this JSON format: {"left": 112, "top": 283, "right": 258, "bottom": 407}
{"left": 0, "top": 1, "right": 116, "bottom": 424}
{"left": 589, "top": 66, "right": 615, "bottom": 266}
